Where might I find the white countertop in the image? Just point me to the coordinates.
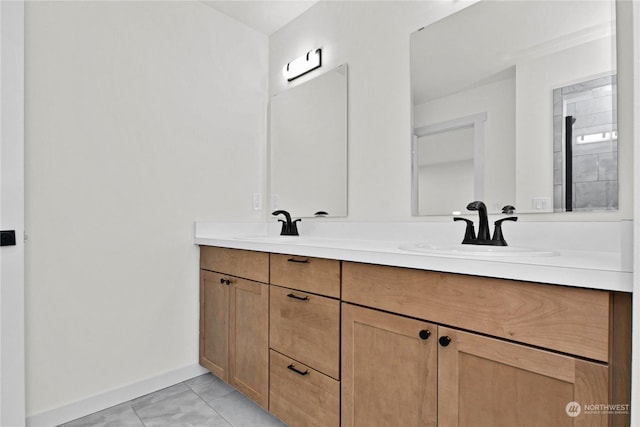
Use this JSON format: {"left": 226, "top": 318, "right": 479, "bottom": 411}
{"left": 194, "top": 221, "right": 633, "bottom": 293}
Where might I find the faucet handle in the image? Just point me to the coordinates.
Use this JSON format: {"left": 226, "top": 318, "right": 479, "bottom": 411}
{"left": 501, "top": 205, "right": 516, "bottom": 215}
{"left": 492, "top": 217, "right": 518, "bottom": 246}
{"left": 454, "top": 217, "right": 476, "bottom": 244}
{"left": 495, "top": 217, "right": 518, "bottom": 225}
{"left": 277, "top": 219, "right": 288, "bottom": 235}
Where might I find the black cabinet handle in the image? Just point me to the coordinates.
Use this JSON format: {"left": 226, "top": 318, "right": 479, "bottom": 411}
{"left": 287, "top": 364, "right": 309, "bottom": 376}
{"left": 287, "top": 293, "right": 309, "bottom": 301}
{"left": 287, "top": 257, "right": 309, "bottom": 264}
{"left": 219, "top": 278, "right": 232, "bottom": 286}
{"left": 419, "top": 329, "right": 431, "bottom": 340}
{"left": 439, "top": 336, "right": 452, "bottom": 347}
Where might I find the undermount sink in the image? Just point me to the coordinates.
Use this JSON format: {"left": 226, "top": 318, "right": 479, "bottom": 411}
{"left": 399, "top": 243, "right": 558, "bottom": 257}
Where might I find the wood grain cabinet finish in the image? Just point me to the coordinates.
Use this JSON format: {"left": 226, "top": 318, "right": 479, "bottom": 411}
{"left": 342, "top": 304, "right": 613, "bottom": 427}
{"left": 200, "top": 270, "right": 229, "bottom": 381}
{"left": 438, "top": 326, "right": 608, "bottom": 427}
{"left": 200, "top": 246, "right": 269, "bottom": 283}
{"left": 270, "top": 253, "right": 341, "bottom": 298}
{"left": 342, "top": 303, "right": 437, "bottom": 427}
{"left": 270, "top": 284, "right": 340, "bottom": 379}
{"left": 270, "top": 350, "right": 340, "bottom": 427}
{"left": 198, "top": 247, "right": 631, "bottom": 427}
{"left": 342, "top": 261, "right": 610, "bottom": 362}
{"left": 342, "top": 262, "right": 631, "bottom": 427}
{"left": 199, "top": 248, "right": 269, "bottom": 409}
{"left": 269, "top": 254, "right": 342, "bottom": 426}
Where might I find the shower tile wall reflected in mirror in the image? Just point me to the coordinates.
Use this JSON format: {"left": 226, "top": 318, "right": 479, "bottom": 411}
{"left": 553, "top": 75, "right": 617, "bottom": 212}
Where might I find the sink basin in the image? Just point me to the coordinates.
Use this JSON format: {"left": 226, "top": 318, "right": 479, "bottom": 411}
{"left": 399, "top": 243, "right": 558, "bottom": 257}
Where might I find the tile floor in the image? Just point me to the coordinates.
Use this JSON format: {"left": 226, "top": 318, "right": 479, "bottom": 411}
{"left": 59, "top": 373, "right": 287, "bottom": 427}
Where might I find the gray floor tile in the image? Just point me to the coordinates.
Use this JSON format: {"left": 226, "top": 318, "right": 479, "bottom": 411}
{"left": 185, "top": 373, "right": 235, "bottom": 403}
{"left": 130, "top": 383, "right": 190, "bottom": 410}
{"left": 135, "top": 389, "right": 231, "bottom": 427}
{"left": 207, "top": 391, "right": 287, "bottom": 427}
{"left": 59, "top": 403, "right": 144, "bottom": 427}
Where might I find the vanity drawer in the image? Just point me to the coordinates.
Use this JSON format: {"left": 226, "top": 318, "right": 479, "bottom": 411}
{"left": 270, "top": 253, "right": 340, "bottom": 298}
{"left": 269, "top": 350, "right": 340, "bottom": 427}
{"left": 342, "top": 261, "right": 610, "bottom": 362}
{"left": 200, "top": 246, "right": 268, "bottom": 283}
{"left": 270, "top": 285, "right": 340, "bottom": 379}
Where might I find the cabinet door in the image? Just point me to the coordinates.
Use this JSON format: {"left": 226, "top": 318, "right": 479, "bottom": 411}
{"left": 229, "top": 277, "right": 269, "bottom": 409}
{"left": 438, "top": 327, "right": 609, "bottom": 427}
{"left": 342, "top": 303, "right": 437, "bottom": 427}
{"left": 200, "top": 270, "right": 229, "bottom": 381}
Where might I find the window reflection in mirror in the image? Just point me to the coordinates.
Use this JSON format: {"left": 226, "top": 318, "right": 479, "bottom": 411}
{"left": 410, "top": 0, "right": 616, "bottom": 215}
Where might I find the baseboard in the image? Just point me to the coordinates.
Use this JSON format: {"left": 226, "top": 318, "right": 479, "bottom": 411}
{"left": 26, "top": 363, "right": 208, "bottom": 427}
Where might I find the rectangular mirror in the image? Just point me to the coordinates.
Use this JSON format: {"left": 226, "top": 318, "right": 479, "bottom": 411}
{"left": 270, "top": 64, "right": 348, "bottom": 217}
{"left": 411, "top": 0, "right": 616, "bottom": 215}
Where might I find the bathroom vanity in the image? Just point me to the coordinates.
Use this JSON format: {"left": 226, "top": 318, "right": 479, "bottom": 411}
{"left": 196, "top": 222, "right": 631, "bottom": 427}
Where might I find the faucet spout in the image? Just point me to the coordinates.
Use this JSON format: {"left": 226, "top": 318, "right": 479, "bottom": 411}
{"left": 272, "top": 210, "right": 292, "bottom": 224}
{"left": 272, "top": 210, "right": 301, "bottom": 236}
{"left": 466, "top": 201, "right": 490, "bottom": 241}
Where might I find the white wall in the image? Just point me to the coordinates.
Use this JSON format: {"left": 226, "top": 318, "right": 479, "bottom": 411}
{"left": 25, "top": 1, "right": 267, "bottom": 418}
{"left": 1, "top": 1, "right": 26, "bottom": 425}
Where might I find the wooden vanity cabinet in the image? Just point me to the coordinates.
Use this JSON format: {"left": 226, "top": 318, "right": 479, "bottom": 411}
{"left": 268, "top": 253, "right": 341, "bottom": 427}
{"left": 199, "top": 247, "right": 269, "bottom": 409}
{"left": 342, "top": 303, "right": 609, "bottom": 427}
{"left": 342, "top": 261, "right": 631, "bottom": 427}
{"left": 197, "top": 247, "right": 631, "bottom": 427}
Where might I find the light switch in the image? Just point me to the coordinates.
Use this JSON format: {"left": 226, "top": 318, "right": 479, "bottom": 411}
{"left": 252, "top": 193, "right": 262, "bottom": 211}
{"left": 532, "top": 197, "right": 551, "bottom": 210}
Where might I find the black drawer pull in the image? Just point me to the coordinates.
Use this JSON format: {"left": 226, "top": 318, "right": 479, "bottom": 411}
{"left": 287, "top": 364, "right": 309, "bottom": 376}
{"left": 219, "top": 278, "right": 232, "bottom": 286}
{"left": 287, "top": 257, "right": 309, "bottom": 264}
{"left": 287, "top": 293, "right": 309, "bottom": 301}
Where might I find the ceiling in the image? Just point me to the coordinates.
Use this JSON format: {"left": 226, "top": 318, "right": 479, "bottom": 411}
{"left": 411, "top": 0, "right": 615, "bottom": 105}
{"left": 202, "top": 0, "right": 319, "bottom": 35}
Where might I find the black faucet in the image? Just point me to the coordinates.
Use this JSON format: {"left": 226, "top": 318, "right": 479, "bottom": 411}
{"left": 466, "top": 201, "right": 491, "bottom": 241}
{"left": 492, "top": 216, "right": 518, "bottom": 246}
{"left": 454, "top": 201, "right": 517, "bottom": 246}
{"left": 453, "top": 218, "right": 476, "bottom": 244}
{"left": 272, "top": 210, "right": 301, "bottom": 236}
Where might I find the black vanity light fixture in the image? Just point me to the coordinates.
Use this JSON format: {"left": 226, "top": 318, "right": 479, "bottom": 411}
{"left": 283, "top": 48, "right": 322, "bottom": 82}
